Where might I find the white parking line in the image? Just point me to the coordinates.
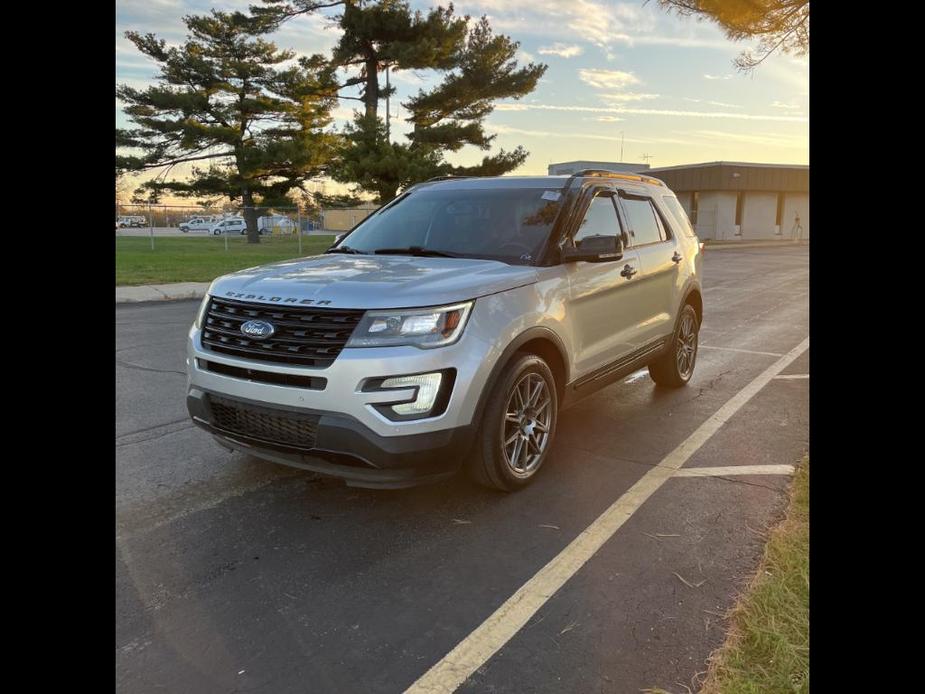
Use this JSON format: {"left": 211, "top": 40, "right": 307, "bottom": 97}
{"left": 699, "top": 345, "right": 784, "bottom": 357}
{"left": 773, "top": 374, "right": 809, "bottom": 380}
{"left": 674, "top": 464, "right": 795, "bottom": 477}
{"left": 405, "top": 336, "right": 809, "bottom": 694}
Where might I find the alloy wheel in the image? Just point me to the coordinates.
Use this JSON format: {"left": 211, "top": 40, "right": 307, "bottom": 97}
{"left": 501, "top": 372, "right": 553, "bottom": 476}
{"left": 676, "top": 311, "right": 698, "bottom": 379}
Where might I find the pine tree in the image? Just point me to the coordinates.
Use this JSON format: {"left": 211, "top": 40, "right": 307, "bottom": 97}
{"left": 404, "top": 15, "right": 546, "bottom": 179}
{"left": 258, "top": 0, "right": 547, "bottom": 202}
{"left": 116, "top": 10, "right": 340, "bottom": 242}
{"left": 656, "top": 0, "right": 808, "bottom": 71}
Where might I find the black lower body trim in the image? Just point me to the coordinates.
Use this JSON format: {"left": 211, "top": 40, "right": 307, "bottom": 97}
{"left": 187, "top": 388, "right": 473, "bottom": 488}
{"left": 563, "top": 338, "right": 668, "bottom": 406}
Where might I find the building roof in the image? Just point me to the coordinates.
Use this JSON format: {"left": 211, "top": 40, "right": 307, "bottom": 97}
{"left": 647, "top": 161, "right": 808, "bottom": 172}
{"left": 645, "top": 161, "right": 808, "bottom": 193}
{"left": 550, "top": 160, "right": 650, "bottom": 169}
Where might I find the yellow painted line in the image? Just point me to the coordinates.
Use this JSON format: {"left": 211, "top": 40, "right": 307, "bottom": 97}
{"left": 405, "top": 336, "right": 810, "bottom": 694}
{"left": 674, "top": 464, "right": 795, "bottom": 477}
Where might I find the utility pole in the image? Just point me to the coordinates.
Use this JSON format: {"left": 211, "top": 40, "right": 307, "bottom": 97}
{"left": 620, "top": 131, "right": 624, "bottom": 162}
{"left": 641, "top": 153, "right": 654, "bottom": 164}
{"left": 385, "top": 65, "right": 391, "bottom": 141}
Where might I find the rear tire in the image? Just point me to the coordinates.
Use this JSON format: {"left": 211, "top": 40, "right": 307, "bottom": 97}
{"left": 648, "top": 304, "right": 699, "bottom": 388}
{"left": 467, "top": 353, "right": 558, "bottom": 492}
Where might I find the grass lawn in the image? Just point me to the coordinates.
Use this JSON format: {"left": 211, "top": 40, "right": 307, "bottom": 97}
{"left": 701, "top": 456, "right": 809, "bottom": 694}
{"left": 115, "top": 234, "right": 336, "bottom": 285}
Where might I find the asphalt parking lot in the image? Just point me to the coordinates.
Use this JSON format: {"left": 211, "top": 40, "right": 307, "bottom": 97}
{"left": 116, "top": 246, "right": 809, "bottom": 693}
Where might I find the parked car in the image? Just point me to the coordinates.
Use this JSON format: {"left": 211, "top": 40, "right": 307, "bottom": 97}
{"left": 186, "top": 171, "right": 703, "bottom": 491}
{"left": 209, "top": 217, "right": 248, "bottom": 235}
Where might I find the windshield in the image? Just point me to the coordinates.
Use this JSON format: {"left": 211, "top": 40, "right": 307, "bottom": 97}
{"left": 334, "top": 186, "right": 564, "bottom": 264}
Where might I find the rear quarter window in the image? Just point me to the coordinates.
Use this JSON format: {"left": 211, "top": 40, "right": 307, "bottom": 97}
{"left": 661, "top": 196, "right": 697, "bottom": 238}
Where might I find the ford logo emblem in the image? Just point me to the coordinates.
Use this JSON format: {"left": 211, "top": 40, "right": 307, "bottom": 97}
{"left": 240, "top": 319, "right": 275, "bottom": 340}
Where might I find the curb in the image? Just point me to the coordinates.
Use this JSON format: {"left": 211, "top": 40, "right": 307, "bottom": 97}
{"left": 116, "top": 282, "right": 210, "bottom": 304}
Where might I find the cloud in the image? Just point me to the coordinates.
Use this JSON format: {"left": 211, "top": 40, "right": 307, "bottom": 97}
{"left": 577, "top": 70, "right": 658, "bottom": 105}
{"left": 538, "top": 43, "right": 583, "bottom": 58}
{"left": 456, "top": 0, "right": 741, "bottom": 52}
{"left": 687, "top": 129, "right": 808, "bottom": 149}
{"left": 489, "top": 123, "right": 696, "bottom": 147}
{"left": 704, "top": 73, "right": 733, "bottom": 80}
{"left": 594, "top": 116, "right": 625, "bottom": 122}
{"left": 684, "top": 97, "right": 742, "bottom": 109}
{"left": 600, "top": 92, "right": 660, "bottom": 103}
{"left": 492, "top": 102, "right": 808, "bottom": 123}
{"left": 771, "top": 101, "right": 801, "bottom": 110}
{"left": 578, "top": 69, "right": 640, "bottom": 89}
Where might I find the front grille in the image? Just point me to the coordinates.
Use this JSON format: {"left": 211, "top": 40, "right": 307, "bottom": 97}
{"left": 209, "top": 395, "right": 320, "bottom": 449}
{"left": 201, "top": 297, "right": 365, "bottom": 367}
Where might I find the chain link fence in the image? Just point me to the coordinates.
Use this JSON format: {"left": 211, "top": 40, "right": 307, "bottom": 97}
{"left": 115, "top": 203, "right": 382, "bottom": 285}
{"left": 115, "top": 203, "right": 379, "bottom": 248}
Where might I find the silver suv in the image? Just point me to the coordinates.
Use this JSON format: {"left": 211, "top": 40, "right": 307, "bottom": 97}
{"left": 186, "top": 171, "right": 703, "bottom": 491}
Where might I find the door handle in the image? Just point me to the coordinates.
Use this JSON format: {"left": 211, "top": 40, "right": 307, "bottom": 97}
{"left": 671, "top": 251, "right": 683, "bottom": 264}
{"left": 620, "top": 264, "right": 637, "bottom": 279}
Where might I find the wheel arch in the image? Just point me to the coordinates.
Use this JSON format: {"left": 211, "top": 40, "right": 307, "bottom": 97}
{"left": 471, "top": 327, "right": 570, "bottom": 427}
{"left": 683, "top": 285, "right": 703, "bottom": 325}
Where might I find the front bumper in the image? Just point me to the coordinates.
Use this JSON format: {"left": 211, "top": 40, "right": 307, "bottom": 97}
{"left": 187, "top": 388, "right": 475, "bottom": 488}
{"left": 183, "top": 295, "right": 526, "bottom": 486}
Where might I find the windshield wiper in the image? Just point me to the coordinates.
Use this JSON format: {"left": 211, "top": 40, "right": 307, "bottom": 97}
{"left": 373, "top": 246, "right": 459, "bottom": 258}
{"left": 325, "top": 245, "right": 365, "bottom": 255}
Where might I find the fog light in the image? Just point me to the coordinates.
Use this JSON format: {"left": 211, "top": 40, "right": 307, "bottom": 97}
{"left": 381, "top": 372, "right": 443, "bottom": 415}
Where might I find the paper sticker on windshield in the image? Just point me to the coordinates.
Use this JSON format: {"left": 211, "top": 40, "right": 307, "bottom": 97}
{"left": 541, "top": 190, "right": 561, "bottom": 202}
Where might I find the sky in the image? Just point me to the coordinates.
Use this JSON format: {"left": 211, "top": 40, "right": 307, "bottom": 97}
{"left": 115, "top": 0, "right": 809, "bottom": 198}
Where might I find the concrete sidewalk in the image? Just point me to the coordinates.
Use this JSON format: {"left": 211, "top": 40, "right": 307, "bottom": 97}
{"left": 116, "top": 282, "right": 209, "bottom": 303}
{"left": 705, "top": 239, "right": 807, "bottom": 250}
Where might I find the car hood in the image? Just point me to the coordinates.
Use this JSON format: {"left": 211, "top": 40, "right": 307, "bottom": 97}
{"left": 209, "top": 254, "right": 539, "bottom": 309}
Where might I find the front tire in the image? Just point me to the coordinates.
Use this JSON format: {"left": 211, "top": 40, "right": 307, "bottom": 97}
{"left": 467, "top": 353, "right": 558, "bottom": 491}
{"left": 648, "top": 304, "right": 699, "bottom": 387}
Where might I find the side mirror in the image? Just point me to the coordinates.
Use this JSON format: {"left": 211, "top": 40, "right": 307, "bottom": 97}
{"left": 562, "top": 234, "right": 624, "bottom": 263}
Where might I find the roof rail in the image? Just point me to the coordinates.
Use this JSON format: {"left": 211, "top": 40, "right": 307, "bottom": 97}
{"left": 571, "top": 169, "right": 664, "bottom": 186}
{"left": 424, "top": 174, "right": 475, "bottom": 183}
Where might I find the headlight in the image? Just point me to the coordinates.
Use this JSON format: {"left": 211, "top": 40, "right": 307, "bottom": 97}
{"left": 347, "top": 301, "right": 473, "bottom": 349}
{"left": 193, "top": 293, "right": 211, "bottom": 329}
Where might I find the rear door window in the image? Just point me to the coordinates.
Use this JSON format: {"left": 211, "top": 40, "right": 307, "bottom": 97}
{"left": 619, "top": 194, "right": 663, "bottom": 246}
